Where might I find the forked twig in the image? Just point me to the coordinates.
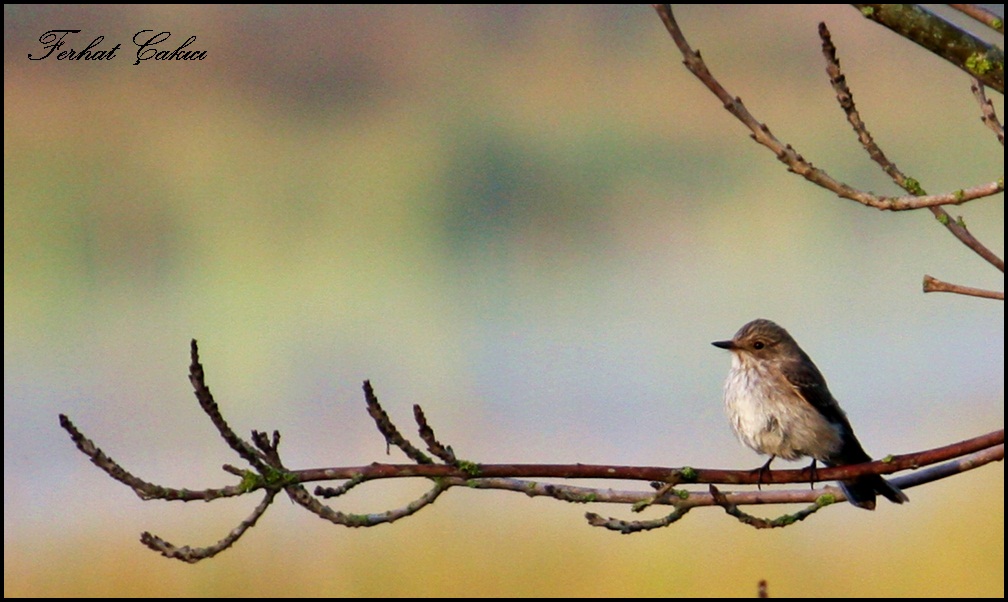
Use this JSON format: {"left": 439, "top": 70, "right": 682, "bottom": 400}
{"left": 819, "top": 20, "right": 1004, "bottom": 295}
{"left": 59, "top": 341, "right": 1005, "bottom": 561}
{"left": 653, "top": 4, "right": 1003, "bottom": 300}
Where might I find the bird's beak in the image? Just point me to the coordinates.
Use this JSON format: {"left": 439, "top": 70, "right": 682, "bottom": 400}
{"left": 711, "top": 339, "right": 735, "bottom": 350}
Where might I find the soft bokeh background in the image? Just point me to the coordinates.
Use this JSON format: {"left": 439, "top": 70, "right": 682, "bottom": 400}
{"left": 4, "top": 4, "right": 1003, "bottom": 597}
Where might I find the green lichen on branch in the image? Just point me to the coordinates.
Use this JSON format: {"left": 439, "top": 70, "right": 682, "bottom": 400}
{"left": 678, "top": 466, "right": 699, "bottom": 481}
{"left": 853, "top": 4, "right": 1004, "bottom": 93}
{"left": 815, "top": 492, "right": 837, "bottom": 507}
{"left": 237, "top": 466, "right": 298, "bottom": 493}
{"left": 966, "top": 52, "right": 998, "bottom": 76}
{"left": 455, "top": 460, "right": 481, "bottom": 477}
{"left": 238, "top": 471, "right": 260, "bottom": 493}
{"left": 903, "top": 177, "right": 925, "bottom": 196}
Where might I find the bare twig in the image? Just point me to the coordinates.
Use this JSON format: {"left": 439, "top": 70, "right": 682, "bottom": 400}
{"left": 314, "top": 473, "right": 367, "bottom": 498}
{"left": 819, "top": 21, "right": 906, "bottom": 182}
{"left": 364, "top": 380, "right": 433, "bottom": 464}
{"left": 414, "top": 404, "right": 457, "bottom": 464}
{"left": 923, "top": 274, "right": 1004, "bottom": 299}
{"left": 651, "top": 5, "right": 1003, "bottom": 213}
{"left": 289, "top": 479, "right": 448, "bottom": 528}
{"left": 924, "top": 205, "right": 1005, "bottom": 275}
{"left": 970, "top": 77, "right": 1005, "bottom": 145}
{"left": 653, "top": 5, "right": 1003, "bottom": 301}
{"left": 818, "top": 21, "right": 1005, "bottom": 283}
{"left": 58, "top": 413, "right": 249, "bottom": 502}
{"left": 708, "top": 484, "right": 828, "bottom": 529}
{"left": 140, "top": 489, "right": 279, "bottom": 563}
{"left": 887, "top": 444, "right": 1004, "bottom": 489}
{"left": 585, "top": 506, "right": 691, "bottom": 533}
{"left": 949, "top": 4, "right": 1006, "bottom": 34}
{"left": 189, "top": 340, "right": 270, "bottom": 472}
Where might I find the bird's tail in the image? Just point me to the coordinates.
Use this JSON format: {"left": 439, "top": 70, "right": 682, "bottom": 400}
{"left": 839, "top": 474, "right": 909, "bottom": 510}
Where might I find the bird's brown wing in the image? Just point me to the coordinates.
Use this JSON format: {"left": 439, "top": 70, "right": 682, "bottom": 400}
{"left": 784, "top": 349, "right": 872, "bottom": 464}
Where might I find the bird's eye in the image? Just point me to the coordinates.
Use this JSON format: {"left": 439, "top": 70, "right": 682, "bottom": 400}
{"left": 752, "top": 341, "right": 765, "bottom": 350}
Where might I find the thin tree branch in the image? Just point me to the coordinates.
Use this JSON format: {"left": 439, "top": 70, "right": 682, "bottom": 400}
{"left": 653, "top": 5, "right": 1003, "bottom": 301}
{"left": 585, "top": 506, "right": 691, "bottom": 533}
{"left": 62, "top": 395, "right": 1003, "bottom": 498}
{"left": 651, "top": 5, "right": 1003, "bottom": 214}
{"left": 58, "top": 413, "right": 250, "bottom": 502}
{"left": 364, "top": 380, "right": 433, "bottom": 464}
{"left": 414, "top": 404, "right": 457, "bottom": 464}
{"left": 287, "top": 426, "right": 1003, "bottom": 486}
{"left": 851, "top": 4, "right": 1004, "bottom": 93}
{"left": 708, "top": 484, "right": 828, "bottom": 529}
{"left": 584, "top": 444, "right": 1002, "bottom": 533}
{"left": 60, "top": 339, "right": 1005, "bottom": 561}
{"left": 949, "top": 4, "right": 1006, "bottom": 34}
{"left": 140, "top": 489, "right": 279, "bottom": 563}
{"left": 923, "top": 274, "right": 1004, "bottom": 299}
{"left": 970, "top": 77, "right": 1005, "bottom": 145}
{"left": 288, "top": 479, "right": 449, "bottom": 528}
{"left": 189, "top": 339, "right": 270, "bottom": 472}
{"left": 818, "top": 20, "right": 1005, "bottom": 281}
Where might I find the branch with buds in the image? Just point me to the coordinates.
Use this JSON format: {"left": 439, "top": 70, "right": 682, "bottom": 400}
{"left": 60, "top": 340, "right": 1004, "bottom": 562}
{"left": 653, "top": 4, "right": 1003, "bottom": 300}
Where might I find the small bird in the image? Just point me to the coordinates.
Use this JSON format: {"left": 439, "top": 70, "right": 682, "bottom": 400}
{"left": 712, "top": 319, "right": 908, "bottom": 510}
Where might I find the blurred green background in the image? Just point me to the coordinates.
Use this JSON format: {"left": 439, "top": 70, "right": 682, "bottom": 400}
{"left": 4, "top": 5, "right": 1003, "bottom": 597}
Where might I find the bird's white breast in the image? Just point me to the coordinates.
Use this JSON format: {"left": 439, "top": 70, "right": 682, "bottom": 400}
{"left": 723, "top": 355, "right": 843, "bottom": 461}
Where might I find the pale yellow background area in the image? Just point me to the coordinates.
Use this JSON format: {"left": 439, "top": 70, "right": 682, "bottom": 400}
{"left": 4, "top": 5, "right": 1003, "bottom": 596}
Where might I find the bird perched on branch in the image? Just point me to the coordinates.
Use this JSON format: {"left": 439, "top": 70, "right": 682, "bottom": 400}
{"left": 712, "top": 318, "right": 908, "bottom": 510}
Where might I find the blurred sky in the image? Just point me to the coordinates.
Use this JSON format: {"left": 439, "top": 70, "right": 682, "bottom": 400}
{"left": 4, "top": 4, "right": 1004, "bottom": 597}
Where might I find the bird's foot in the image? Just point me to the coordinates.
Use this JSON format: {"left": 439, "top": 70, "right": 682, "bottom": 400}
{"left": 803, "top": 459, "right": 819, "bottom": 490}
{"left": 754, "top": 456, "right": 775, "bottom": 490}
